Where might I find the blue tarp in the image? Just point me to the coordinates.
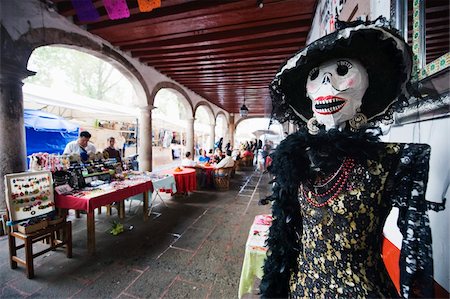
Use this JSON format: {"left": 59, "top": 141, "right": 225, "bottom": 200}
{"left": 24, "top": 109, "right": 79, "bottom": 156}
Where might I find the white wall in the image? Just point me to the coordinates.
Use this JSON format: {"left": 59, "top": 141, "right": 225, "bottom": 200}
{"left": 381, "top": 116, "right": 450, "bottom": 291}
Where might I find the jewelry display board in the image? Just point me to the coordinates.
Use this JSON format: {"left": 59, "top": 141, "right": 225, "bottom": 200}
{"left": 4, "top": 171, "right": 54, "bottom": 222}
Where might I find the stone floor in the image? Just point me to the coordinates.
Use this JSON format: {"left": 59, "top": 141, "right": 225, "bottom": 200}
{"left": 0, "top": 168, "right": 272, "bottom": 298}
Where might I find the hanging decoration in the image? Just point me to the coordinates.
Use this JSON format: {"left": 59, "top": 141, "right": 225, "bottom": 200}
{"left": 137, "top": 0, "right": 161, "bottom": 12}
{"left": 103, "top": 0, "right": 130, "bottom": 20}
{"left": 71, "top": 0, "right": 100, "bottom": 22}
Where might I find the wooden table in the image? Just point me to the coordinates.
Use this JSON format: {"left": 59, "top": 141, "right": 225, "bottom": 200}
{"left": 238, "top": 214, "right": 272, "bottom": 298}
{"left": 55, "top": 179, "right": 153, "bottom": 255}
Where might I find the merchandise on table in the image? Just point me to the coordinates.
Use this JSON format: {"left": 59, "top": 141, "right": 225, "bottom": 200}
{"left": 5, "top": 171, "right": 55, "bottom": 222}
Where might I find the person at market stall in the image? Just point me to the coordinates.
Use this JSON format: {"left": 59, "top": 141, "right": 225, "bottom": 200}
{"left": 197, "top": 149, "right": 211, "bottom": 163}
{"left": 215, "top": 150, "right": 234, "bottom": 169}
{"left": 103, "top": 137, "right": 122, "bottom": 163}
{"left": 181, "top": 151, "right": 197, "bottom": 167}
{"left": 63, "top": 131, "right": 97, "bottom": 161}
{"left": 212, "top": 148, "right": 224, "bottom": 164}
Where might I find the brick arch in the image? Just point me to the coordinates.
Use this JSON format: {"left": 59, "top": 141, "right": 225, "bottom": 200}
{"left": 194, "top": 101, "right": 215, "bottom": 125}
{"left": 18, "top": 28, "right": 150, "bottom": 107}
{"left": 150, "top": 82, "right": 194, "bottom": 119}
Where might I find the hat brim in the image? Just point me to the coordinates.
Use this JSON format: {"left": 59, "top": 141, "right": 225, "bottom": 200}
{"left": 270, "top": 24, "right": 412, "bottom": 125}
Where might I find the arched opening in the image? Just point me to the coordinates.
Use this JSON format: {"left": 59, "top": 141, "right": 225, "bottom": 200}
{"left": 215, "top": 113, "right": 229, "bottom": 150}
{"left": 24, "top": 45, "right": 145, "bottom": 162}
{"left": 235, "top": 117, "right": 283, "bottom": 150}
{"left": 194, "top": 105, "right": 214, "bottom": 157}
{"left": 152, "top": 88, "right": 191, "bottom": 169}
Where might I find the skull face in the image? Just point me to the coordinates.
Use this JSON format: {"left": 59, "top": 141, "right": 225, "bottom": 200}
{"left": 306, "top": 58, "right": 369, "bottom": 130}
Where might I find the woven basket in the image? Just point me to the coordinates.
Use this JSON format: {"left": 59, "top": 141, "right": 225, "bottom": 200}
{"left": 213, "top": 167, "right": 233, "bottom": 191}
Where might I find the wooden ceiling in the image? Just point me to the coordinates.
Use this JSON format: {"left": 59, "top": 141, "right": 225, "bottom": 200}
{"left": 53, "top": 0, "right": 317, "bottom": 116}
{"left": 52, "top": 0, "right": 448, "bottom": 115}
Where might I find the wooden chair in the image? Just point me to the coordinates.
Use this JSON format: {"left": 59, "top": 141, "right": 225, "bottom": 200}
{"left": 213, "top": 167, "right": 233, "bottom": 191}
{"left": 231, "top": 162, "right": 237, "bottom": 178}
{"left": 8, "top": 220, "right": 72, "bottom": 278}
{"left": 241, "top": 156, "right": 253, "bottom": 167}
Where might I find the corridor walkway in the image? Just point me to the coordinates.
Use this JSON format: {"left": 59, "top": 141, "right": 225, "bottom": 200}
{"left": 0, "top": 168, "right": 272, "bottom": 298}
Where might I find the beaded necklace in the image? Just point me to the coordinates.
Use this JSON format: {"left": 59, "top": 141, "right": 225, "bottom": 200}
{"left": 301, "top": 157, "right": 355, "bottom": 207}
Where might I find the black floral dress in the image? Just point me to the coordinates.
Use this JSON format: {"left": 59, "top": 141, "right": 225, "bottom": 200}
{"left": 290, "top": 143, "right": 402, "bottom": 297}
{"left": 259, "top": 130, "right": 445, "bottom": 298}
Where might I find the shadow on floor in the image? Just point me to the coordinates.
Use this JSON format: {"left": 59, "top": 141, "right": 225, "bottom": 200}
{"left": 0, "top": 168, "right": 273, "bottom": 299}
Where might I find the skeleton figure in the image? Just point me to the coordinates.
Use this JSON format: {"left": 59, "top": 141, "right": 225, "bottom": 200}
{"left": 306, "top": 58, "right": 368, "bottom": 130}
{"left": 260, "top": 19, "right": 445, "bottom": 298}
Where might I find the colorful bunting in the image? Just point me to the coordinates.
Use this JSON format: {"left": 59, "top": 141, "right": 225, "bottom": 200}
{"left": 137, "top": 0, "right": 161, "bottom": 12}
{"left": 103, "top": 0, "right": 130, "bottom": 20}
{"left": 71, "top": 0, "right": 99, "bottom": 22}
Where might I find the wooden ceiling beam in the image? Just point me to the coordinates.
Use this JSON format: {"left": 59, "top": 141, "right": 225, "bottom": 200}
{"left": 114, "top": 14, "right": 309, "bottom": 47}
{"left": 133, "top": 37, "right": 305, "bottom": 57}
{"left": 89, "top": 0, "right": 314, "bottom": 37}
{"left": 140, "top": 46, "right": 299, "bottom": 62}
{"left": 121, "top": 24, "right": 308, "bottom": 52}
{"left": 146, "top": 55, "right": 289, "bottom": 68}
{"left": 155, "top": 60, "right": 284, "bottom": 72}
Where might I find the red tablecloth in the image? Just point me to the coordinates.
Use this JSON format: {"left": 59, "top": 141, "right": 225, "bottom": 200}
{"left": 196, "top": 165, "right": 215, "bottom": 187}
{"left": 55, "top": 180, "right": 153, "bottom": 212}
{"left": 166, "top": 168, "right": 196, "bottom": 193}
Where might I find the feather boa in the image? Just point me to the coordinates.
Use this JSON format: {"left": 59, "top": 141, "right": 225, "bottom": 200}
{"left": 259, "top": 127, "right": 383, "bottom": 298}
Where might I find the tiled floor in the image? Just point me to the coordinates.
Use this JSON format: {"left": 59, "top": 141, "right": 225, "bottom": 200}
{"left": 0, "top": 168, "right": 272, "bottom": 298}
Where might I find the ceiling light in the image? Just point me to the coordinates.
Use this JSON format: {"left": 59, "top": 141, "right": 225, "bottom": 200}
{"left": 240, "top": 91, "right": 249, "bottom": 117}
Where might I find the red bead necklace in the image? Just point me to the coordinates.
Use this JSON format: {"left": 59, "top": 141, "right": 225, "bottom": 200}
{"left": 301, "top": 157, "right": 355, "bottom": 208}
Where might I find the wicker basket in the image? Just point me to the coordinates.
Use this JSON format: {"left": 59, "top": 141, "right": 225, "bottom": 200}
{"left": 213, "top": 167, "right": 233, "bottom": 191}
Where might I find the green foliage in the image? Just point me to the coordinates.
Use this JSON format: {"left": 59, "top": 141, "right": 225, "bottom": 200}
{"left": 110, "top": 220, "right": 124, "bottom": 236}
{"left": 25, "top": 46, "right": 133, "bottom": 104}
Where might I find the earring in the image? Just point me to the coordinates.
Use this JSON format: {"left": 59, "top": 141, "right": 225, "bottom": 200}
{"left": 307, "top": 117, "right": 320, "bottom": 135}
{"left": 349, "top": 111, "right": 367, "bottom": 131}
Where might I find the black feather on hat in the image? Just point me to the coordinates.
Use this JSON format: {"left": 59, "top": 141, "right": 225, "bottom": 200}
{"left": 270, "top": 17, "right": 413, "bottom": 126}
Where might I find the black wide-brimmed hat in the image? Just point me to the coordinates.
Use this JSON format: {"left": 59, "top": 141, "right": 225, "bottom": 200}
{"left": 270, "top": 17, "right": 414, "bottom": 125}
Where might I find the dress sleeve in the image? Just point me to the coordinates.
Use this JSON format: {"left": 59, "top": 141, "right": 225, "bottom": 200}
{"left": 389, "top": 143, "right": 435, "bottom": 298}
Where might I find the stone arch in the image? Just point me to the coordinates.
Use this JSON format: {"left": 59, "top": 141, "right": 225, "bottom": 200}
{"left": 234, "top": 115, "right": 267, "bottom": 129}
{"left": 18, "top": 28, "right": 150, "bottom": 107}
{"left": 150, "top": 81, "right": 194, "bottom": 119}
{"left": 215, "top": 111, "right": 229, "bottom": 126}
{"left": 194, "top": 101, "right": 215, "bottom": 125}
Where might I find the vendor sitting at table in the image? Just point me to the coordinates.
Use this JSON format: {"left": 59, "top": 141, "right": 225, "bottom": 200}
{"left": 63, "top": 131, "right": 97, "bottom": 160}
{"left": 212, "top": 148, "right": 224, "bottom": 164}
{"left": 103, "top": 137, "right": 122, "bottom": 163}
{"left": 181, "top": 151, "right": 197, "bottom": 167}
{"left": 197, "top": 149, "right": 210, "bottom": 163}
{"left": 215, "top": 150, "right": 234, "bottom": 169}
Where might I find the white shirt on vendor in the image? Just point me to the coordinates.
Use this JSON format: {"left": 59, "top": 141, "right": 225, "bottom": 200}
{"left": 181, "top": 158, "right": 196, "bottom": 167}
{"left": 63, "top": 140, "right": 97, "bottom": 155}
{"left": 215, "top": 155, "right": 234, "bottom": 169}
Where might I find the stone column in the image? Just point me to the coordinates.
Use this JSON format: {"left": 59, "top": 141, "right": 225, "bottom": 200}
{"left": 138, "top": 106, "right": 152, "bottom": 172}
{"left": 185, "top": 118, "right": 195, "bottom": 156}
{"left": 0, "top": 61, "right": 34, "bottom": 212}
{"left": 208, "top": 123, "right": 215, "bottom": 151}
{"left": 228, "top": 114, "right": 235, "bottom": 149}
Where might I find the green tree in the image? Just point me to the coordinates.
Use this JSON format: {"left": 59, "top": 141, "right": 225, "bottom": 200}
{"left": 26, "top": 46, "right": 133, "bottom": 105}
